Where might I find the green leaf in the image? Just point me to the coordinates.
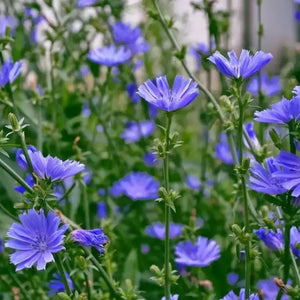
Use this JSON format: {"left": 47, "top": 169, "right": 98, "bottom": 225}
{"left": 121, "top": 249, "right": 139, "bottom": 288}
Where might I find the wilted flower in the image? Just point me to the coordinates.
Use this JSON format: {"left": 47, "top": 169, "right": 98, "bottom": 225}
{"left": 254, "top": 228, "right": 283, "bottom": 251}
{"left": 0, "top": 58, "right": 23, "bottom": 87}
{"left": 221, "top": 289, "right": 259, "bottom": 300}
{"left": 273, "top": 151, "right": 300, "bottom": 197}
{"left": 71, "top": 229, "right": 109, "bottom": 254}
{"left": 208, "top": 49, "right": 272, "bottom": 80}
{"left": 145, "top": 222, "right": 183, "bottom": 240}
{"left": 174, "top": 236, "right": 220, "bottom": 267}
{"left": 77, "top": 0, "right": 96, "bottom": 8}
{"left": 18, "top": 149, "right": 85, "bottom": 182}
{"left": 185, "top": 175, "right": 201, "bottom": 191}
{"left": 247, "top": 73, "right": 281, "bottom": 97}
{"left": 254, "top": 96, "right": 300, "bottom": 124}
{"left": 88, "top": 45, "right": 131, "bottom": 66}
{"left": 121, "top": 121, "right": 155, "bottom": 143}
{"left": 48, "top": 273, "right": 74, "bottom": 295}
{"left": 137, "top": 75, "right": 199, "bottom": 111}
{"left": 112, "top": 171, "right": 159, "bottom": 200}
{"left": 5, "top": 209, "right": 68, "bottom": 271}
{"left": 249, "top": 158, "right": 287, "bottom": 195}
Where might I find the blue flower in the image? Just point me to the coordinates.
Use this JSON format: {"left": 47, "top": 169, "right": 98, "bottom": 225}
{"left": 88, "top": 45, "right": 131, "bottom": 67}
{"left": 15, "top": 145, "right": 37, "bottom": 170}
{"left": 126, "top": 83, "right": 140, "bottom": 104}
{"left": 208, "top": 49, "right": 272, "bottom": 80}
{"left": 48, "top": 273, "right": 74, "bottom": 295}
{"left": 174, "top": 236, "right": 220, "bottom": 267}
{"left": 215, "top": 133, "right": 235, "bottom": 165}
{"left": 257, "top": 278, "right": 290, "bottom": 300}
{"left": 77, "top": 0, "right": 96, "bottom": 8}
{"left": 0, "top": 238, "right": 3, "bottom": 253}
{"left": 186, "top": 175, "right": 201, "bottom": 191}
{"left": 254, "top": 228, "right": 283, "bottom": 251}
{"left": 247, "top": 73, "right": 281, "bottom": 97}
{"left": 290, "top": 226, "right": 300, "bottom": 258}
{"left": 148, "top": 103, "right": 158, "bottom": 119}
{"left": 227, "top": 272, "right": 239, "bottom": 285}
{"left": 14, "top": 173, "right": 34, "bottom": 194}
{"left": 137, "top": 75, "right": 199, "bottom": 111}
{"left": 221, "top": 289, "right": 259, "bottom": 300}
{"left": 112, "top": 171, "right": 159, "bottom": 200}
{"left": 0, "top": 58, "right": 23, "bottom": 87}
{"left": 273, "top": 151, "right": 300, "bottom": 197}
{"left": 143, "top": 152, "right": 158, "bottom": 166}
{"left": 5, "top": 209, "right": 68, "bottom": 271}
{"left": 82, "top": 102, "right": 91, "bottom": 117}
{"left": 71, "top": 229, "right": 108, "bottom": 254}
{"left": 0, "top": 15, "right": 18, "bottom": 36}
{"left": 98, "top": 188, "right": 106, "bottom": 196}
{"left": 145, "top": 222, "right": 183, "bottom": 240}
{"left": 244, "top": 122, "right": 261, "bottom": 151}
{"left": 97, "top": 202, "right": 107, "bottom": 220}
{"left": 18, "top": 149, "right": 85, "bottom": 182}
{"left": 249, "top": 157, "right": 287, "bottom": 195}
{"left": 112, "top": 22, "right": 149, "bottom": 55}
{"left": 254, "top": 96, "right": 300, "bottom": 124}
{"left": 121, "top": 121, "right": 155, "bottom": 143}
{"left": 162, "top": 295, "right": 179, "bottom": 300}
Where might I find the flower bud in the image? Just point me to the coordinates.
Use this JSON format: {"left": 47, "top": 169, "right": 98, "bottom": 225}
{"left": 8, "top": 113, "right": 21, "bottom": 132}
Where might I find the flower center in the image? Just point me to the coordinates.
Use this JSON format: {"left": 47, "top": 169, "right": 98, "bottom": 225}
{"left": 32, "top": 234, "right": 48, "bottom": 251}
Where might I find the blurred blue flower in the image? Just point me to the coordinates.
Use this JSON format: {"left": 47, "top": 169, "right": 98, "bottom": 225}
{"left": 137, "top": 75, "right": 199, "bottom": 111}
{"left": 0, "top": 238, "right": 3, "bottom": 253}
{"left": 215, "top": 133, "right": 235, "bottom": 165}
{"left": 82, "top": 103, "right": 91, "bottom": 117}
{"left": 221, "top": 289, "right": 259, "bottom": 300}
{"left": 112, "top": 21, "right": 149, "bottom": 55}
{"left": 244, "top": 122, "right": 261, "bottom": 151}
{"left": 14, "top": 173, "right": 34, "bottom": 194}
{"left": 145, "top": 222, "right": 183, "bottom": 240}
{"left": 141, "top": 244, "right": 150, "bottom": 254}
{"left": 88, "top": 45, "right": 131, "bottom": 67}
{"left": 208, "top": 49, "right": 272, "bottom": 80}
{"left": 0, "top": 58, "right": 23, "bottom": 87}
{"left": 48, "top": 273, "right": 74, "bottom": 295}
{"left": 71, "top": 228, "right": 108, "bottom": 254}
{"left": 186, "top": 175, "right": 201, "bottom": 191}
{"left": 247, "top": 73, "right": 281, "bottom": 97}
{"left": 162, "top": 295, "right": 179, "bottom": 300}
{"left": 148, "top": 103, "right": 158, "bottom": 119}
{"left": 77, "top": 0, "right": 96, "bottom": 8}
{"left": 97, "top": 202, "right": 107, "bottom": 219}
{"left": 174, "top": 236, "right": 220, "bottom": 267}
{"left": 5, "top": 209, "right": 68, "bottom": 271}
{"left": 295, "top": 11, "right": 300, "bottom": 22}
{"left": 227, "top": 272, "right": 239, "bottom": 285}
{"left": 126, "top": 83, "right": 140, "bottom": 104}
{"left": 18, "top": 149, "right": 85, "bottom": 182}
{"left": 273, "top": 151, "right": 300, "bottom": 197}
{"left": 249, "top": 157, "right": 287, "bottom": 195}
{"left": 254, "top": 228, "right": 283, "bottom": 251}
{"left": 80, "top": 65, "right": 90, "bottom": 77}
{"left": 257, "top": 278, "right": 290, "bottom": 300}
{"left": 143, "top": 152, "right": 158, "bottom": 166}
{"left": 112, "top": 172, "right": 159, "bottom": 200}
{"left": 0, "top": 15, "right": 18, "bottom": 36}
{"left": 290, "top": 226, "right": 300, "bottom": 258}
{"left": 98, "top": 188, "right": 106, "bottom": 196}
{"left": 254, "top": 96, "right": 300, "bottom": 124}
{"left": 121, "top": 121, "right": 155, "bottom": 143}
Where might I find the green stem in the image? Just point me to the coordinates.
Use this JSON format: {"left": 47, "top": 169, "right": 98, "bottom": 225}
{"left": 80, "top": 180, "right": 90, "bottom": 228}
{"left": 163, "top": 112, "right": 173, "bottom": 300}
{"left": 18, "top": 132, "right": 34, "bottom": 175}
{"left": 54, "top": 253, "right": 73, "bottom": 297}
{"left": 84, "top": 272, "right": 92, "bottom": 300}
{"left": 0, "top": 156, "right": 34, "bottom": 194}
{"left": 0, "top": 203, "right": 19, "bottom": 221}
{"left": 37, "top": 102, "right": 43, "bottom": 150}
{"left": 84, "top": 248, "right": 120, "bottom": 299}
{"left": 59, "top": 182, "right": 76, "bottom": 202}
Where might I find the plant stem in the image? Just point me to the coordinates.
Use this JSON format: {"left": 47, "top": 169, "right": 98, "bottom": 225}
{"left": 80, "top": 180, "right": 90, "bottom": 228}
{"left": 84, "top": 272, "right": 92, "bottom": 300}
{"left": 18, "top": 132, "right": 34, "bottom": 175}
{"left": 163, "top": 112, "right": 173, "bottom": 300}
{"left": 0, "top": 156, "right": 34, "bottom": 194}
{"left": 54, "top": 253, "right": 73, "bottom": 297}
{"left": 236, "top": 82, "right": 251, "bottom": 299}
{"left": 0, "top": 203, "right": 19, "bottom": 221}
{"left": 84, "top": 248, "right": 120, "bottom": 299}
